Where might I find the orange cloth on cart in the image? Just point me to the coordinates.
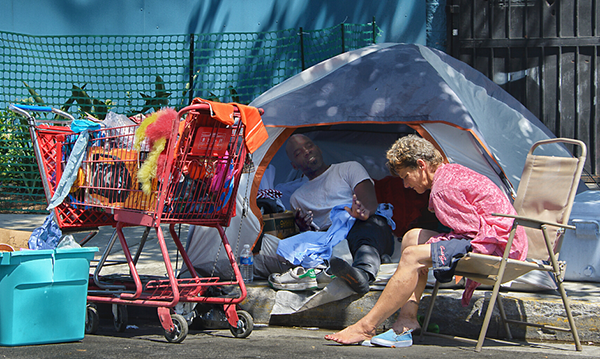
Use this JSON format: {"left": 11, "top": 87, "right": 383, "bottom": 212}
{"left": 190, "top": 98, "right": 268, "bottom": 153}
{"left": 236, "top": 103, "right": 268, "bottom": 154}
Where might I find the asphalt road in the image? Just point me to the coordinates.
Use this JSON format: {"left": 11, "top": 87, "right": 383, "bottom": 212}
{"left": 1, "top": 319, "right": 597, "bottom": 359}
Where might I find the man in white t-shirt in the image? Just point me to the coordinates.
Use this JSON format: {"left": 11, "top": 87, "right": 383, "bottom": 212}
{"left": 269, "top": 134, "right": 394, "bottom": 293}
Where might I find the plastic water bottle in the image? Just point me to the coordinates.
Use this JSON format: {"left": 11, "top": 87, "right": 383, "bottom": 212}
{"left": 239, "top": 244, "right": 254, "bottom": 283}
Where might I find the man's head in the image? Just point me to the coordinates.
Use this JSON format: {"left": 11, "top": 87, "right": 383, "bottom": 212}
{"left": 285, "top": 134, "right": 328, "bottom": 180}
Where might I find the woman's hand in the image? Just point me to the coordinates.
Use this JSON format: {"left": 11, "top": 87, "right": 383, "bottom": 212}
{"left": 345, "top": 194, "right": 371, "bottom": 221}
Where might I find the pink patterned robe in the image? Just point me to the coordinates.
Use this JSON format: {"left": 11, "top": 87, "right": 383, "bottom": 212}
{"left": 426, "top": 164, "right": 528, "bottom": 305}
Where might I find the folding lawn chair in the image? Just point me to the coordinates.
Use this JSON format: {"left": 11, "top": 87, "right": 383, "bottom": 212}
{"left": 420, "top": 138, "right": 586, "bottom": 352}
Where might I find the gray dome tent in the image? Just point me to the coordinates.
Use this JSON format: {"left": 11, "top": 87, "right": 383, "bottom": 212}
{"left": 185, "top": 43, "right": 576, "bottom": 278}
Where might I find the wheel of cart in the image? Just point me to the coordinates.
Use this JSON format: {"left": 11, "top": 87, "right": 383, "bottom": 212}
{"left": 230, "top": 309, "right": 253, "bottom": 338}
{"left": 112, "top": 304, "right": 129, "bottom": 332}
{"left": 85, "top": 303, "right": 100, "bottom": 334}
{"left": 163, "top": 313, "right": 189, "bottom": 343}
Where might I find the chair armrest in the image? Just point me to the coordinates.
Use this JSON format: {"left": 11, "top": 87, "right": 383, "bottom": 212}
{"left": 492, "top": 213, "right": 576, "bottom": 231}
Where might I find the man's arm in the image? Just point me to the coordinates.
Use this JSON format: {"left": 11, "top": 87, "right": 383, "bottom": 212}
{"left": 346, "top": 179, "right": 378, "bottom": 220}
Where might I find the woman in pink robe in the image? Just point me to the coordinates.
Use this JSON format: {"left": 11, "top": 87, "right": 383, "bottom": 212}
{"left": 325, "top": 134, "right": 527, "bottom": 346}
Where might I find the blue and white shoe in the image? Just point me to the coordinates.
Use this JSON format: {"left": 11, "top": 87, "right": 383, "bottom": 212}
{"left": 370, "top": 329, "right": 413, "bottom": 348}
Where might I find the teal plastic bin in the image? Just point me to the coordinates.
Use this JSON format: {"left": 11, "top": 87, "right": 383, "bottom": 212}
{"left": 0, "top": 247, "right": 97, "bottom": 346}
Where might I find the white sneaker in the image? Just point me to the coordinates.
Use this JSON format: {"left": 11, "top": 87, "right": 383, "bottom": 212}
{"left": 268, "top": 267, "right": 318, "bottom": 291}
{"left": 315, "top": 268, "right": 335, "bottom": 289}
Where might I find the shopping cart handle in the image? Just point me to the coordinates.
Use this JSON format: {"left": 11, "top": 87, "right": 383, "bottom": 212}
{"left": 11, "top": 104, "right": 53, "bottom": 112}
{"left": 9, "top": 104, "right": 75, "bottom": 121}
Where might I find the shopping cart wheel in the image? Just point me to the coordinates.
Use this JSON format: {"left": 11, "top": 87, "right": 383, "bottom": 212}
{"left": 164, "top": 314, "right": 189, "bottom": 343}
{"left": 112, "top": 304, "right": 128, "bottom": 332}
{"left": 229, "top": 310, "right": 253, "bottom": 338}
{"left": 85, "top": 304, "right": 99, "bottom": 334}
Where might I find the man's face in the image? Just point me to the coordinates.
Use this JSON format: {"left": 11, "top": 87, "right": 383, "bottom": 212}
{"left": 286, "top": 135, "right": 325, "bottom": 176}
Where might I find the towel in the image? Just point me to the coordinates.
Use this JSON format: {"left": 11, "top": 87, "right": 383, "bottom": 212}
{"left": 190, "top": 98, "right": 268, "bottom": 153}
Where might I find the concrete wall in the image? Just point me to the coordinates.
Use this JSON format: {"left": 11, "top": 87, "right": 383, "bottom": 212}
{"left": 0, "top": 0, "right": 426, "bottom": 44}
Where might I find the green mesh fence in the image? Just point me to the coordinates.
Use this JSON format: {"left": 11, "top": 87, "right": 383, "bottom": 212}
{"left": 0, "top": 22, "right": 380, "bottom": 212}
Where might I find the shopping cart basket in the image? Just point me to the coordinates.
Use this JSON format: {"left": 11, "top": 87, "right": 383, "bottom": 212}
{"left": 9, "top": 104, "right": 115, "bottom": 243}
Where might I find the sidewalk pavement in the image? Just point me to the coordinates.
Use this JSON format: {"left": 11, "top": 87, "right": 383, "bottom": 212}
{"left": 2, "top": 214, "right": 600, "bottom": 346}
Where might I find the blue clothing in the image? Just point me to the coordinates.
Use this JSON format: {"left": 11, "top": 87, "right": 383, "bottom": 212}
{"left": 28, "top": 214, "right": 62, "bottom": 250}
{"left": 47, "top": 130, "right": 90, "bottom": 210}
{"left": 276, "top": 203, "right": 395, "bottom": 268}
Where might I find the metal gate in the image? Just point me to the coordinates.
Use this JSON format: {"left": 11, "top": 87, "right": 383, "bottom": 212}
{"left": 447, "top": 0, "right": 599, "bottom": 180}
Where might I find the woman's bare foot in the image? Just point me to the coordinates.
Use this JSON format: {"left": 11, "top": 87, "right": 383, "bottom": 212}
{"left": 324, "top": 322, "right": 376, "bottom": 345}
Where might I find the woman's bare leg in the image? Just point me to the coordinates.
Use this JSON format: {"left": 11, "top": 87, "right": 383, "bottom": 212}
{"left": 392, "top": 229, "right": 440, "bottom": 333}
{"left": 324, "top": 244, "right": 432, "bottom": 344}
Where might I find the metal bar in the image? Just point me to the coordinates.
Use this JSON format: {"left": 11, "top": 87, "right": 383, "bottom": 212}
{"left": 131, "top": 226, "right": 152, "bottom": 265}
{"left": 419, "top": 281, "right": 441, "bottom": 342}
{"left": 541, "top": 225, "right": 582, "bottom": 351}
{"left": 575, "top": 0, "right": 579, "bottom": 37}
{"left": 457, "top": 36, "right": 600, "bottom": 48}
{"left": 524, "top": 45, "right": 528, "bottom": 105}
{"left": 495, "top": 293, "right": 513, "bottom": 339}
{"left": 540, "top": 0, "right": 544, "bottom": 37}
{"left": 593, "top": 45, "right": 598, "bottom": 175}
{"left": 595, "top": 0, "right": 598, "bottom": 37}
{"left": 507, "top": 0, "right": 512, "bottom": 40}
{"left": 557, "top": 45, "right": 562, "bottom": 135}
{"left": 490, "top": 47, "right": 494, "bottom": 87}
{"left": 474, "top": 222, "right": 519, "bottom": 352}
{"left": 188, "top": 34, "right": 195, "bottom": 105}
{"left": 299, "top": 27, "right": 306, "bottom": 70}
{"left": 523, "top": 0, "right": 528, "bottom": 39}
{"left": 540, "top": 45, "right": 546, "bottom": 127}
{"left": 504, "top": 319, "right": 578, "bottom": 333}
{"left": 506, "top": 45, "right": 511, "bottom": 94}
{"left": 341, "top": 23, "right": 346, "bottom": 53}
{"left": 93, "top": 229, "right": 126, "bottom": 290}
{"left": 447, "top": 1, "right": 460, "bottom": 58}
{"left": 575, "top": 46, "right": 580, "bottom": 154}
{"left": 558, "top": 0, "right": 562, "bottom": 38}
{"left": 115, "top": 223, "right": 145, "bottom": 301}
{"left": 215, "top": 224, "right": 248, "bottom": 303}
{"left": 472, "top": 0, "right": 476, "bottom": 42}
{"left": 169, "top": 223, "right": 199, "bottom": 278}
{"left": 372, "top": 16, "right": 376, "bottom": 43}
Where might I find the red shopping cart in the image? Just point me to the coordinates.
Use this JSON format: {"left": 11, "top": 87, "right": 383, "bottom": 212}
{"left": 10, "top": 101, "right": 261, "bottom": 342}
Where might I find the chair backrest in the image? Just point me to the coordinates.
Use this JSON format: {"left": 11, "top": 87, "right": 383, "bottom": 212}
{"left": 512, "top": 138, "right": 587, "bottom": 261}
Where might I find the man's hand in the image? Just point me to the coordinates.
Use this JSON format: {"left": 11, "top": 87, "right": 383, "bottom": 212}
{"left": 345, "top": 194, "right": 371, "bottom": 221}
{"left": 295, "top": 208, "right": 316, "bottom": 231}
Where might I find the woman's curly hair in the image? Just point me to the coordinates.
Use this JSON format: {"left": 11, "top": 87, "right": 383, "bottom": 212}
{"left": 386, "top": 135, "right": 443, "bottom": 176}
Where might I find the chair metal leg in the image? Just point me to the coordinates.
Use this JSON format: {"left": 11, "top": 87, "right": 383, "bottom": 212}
{"left": 542, "top": 225, "right": 582, "bottom": 351}
{"left": 555, "top": 280, "right": 582, "bottom": 351}
{"left": 555, "top": 279, "right": 582, "bottom": 351}
{"left": 495, "top": 292, "right": 512, "bottom": 339}
{"left": 474, "top": 224, "right": 518, "bottom": 352}
{"left": 475, "top": 277, "right": 503, "bottom": 352}
{"left": 419, "top": 281, "right": 440, "bottom": 342}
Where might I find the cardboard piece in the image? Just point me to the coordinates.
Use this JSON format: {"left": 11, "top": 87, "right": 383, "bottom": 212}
{"left": 0, "top": 228, "right": 32, "bottom": 251}
{"left": 263, "top": 212, "right": 298, "bottom": 239}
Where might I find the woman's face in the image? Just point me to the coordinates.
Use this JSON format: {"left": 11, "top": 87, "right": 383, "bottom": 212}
{"left": 396, "top": 161, "right": 431, "bottom": 194}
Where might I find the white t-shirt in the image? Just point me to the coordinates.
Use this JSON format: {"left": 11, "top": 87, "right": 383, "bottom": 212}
{"left": 290, "top": 161, "right": 372, "bottom": 230}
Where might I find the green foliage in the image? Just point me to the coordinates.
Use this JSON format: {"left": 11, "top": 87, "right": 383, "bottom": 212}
{"left": 0, "top": 104, "right": 42, "bottom": 199}
{"left": 130, "top": 76, "right": 172, "bottom": 116}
